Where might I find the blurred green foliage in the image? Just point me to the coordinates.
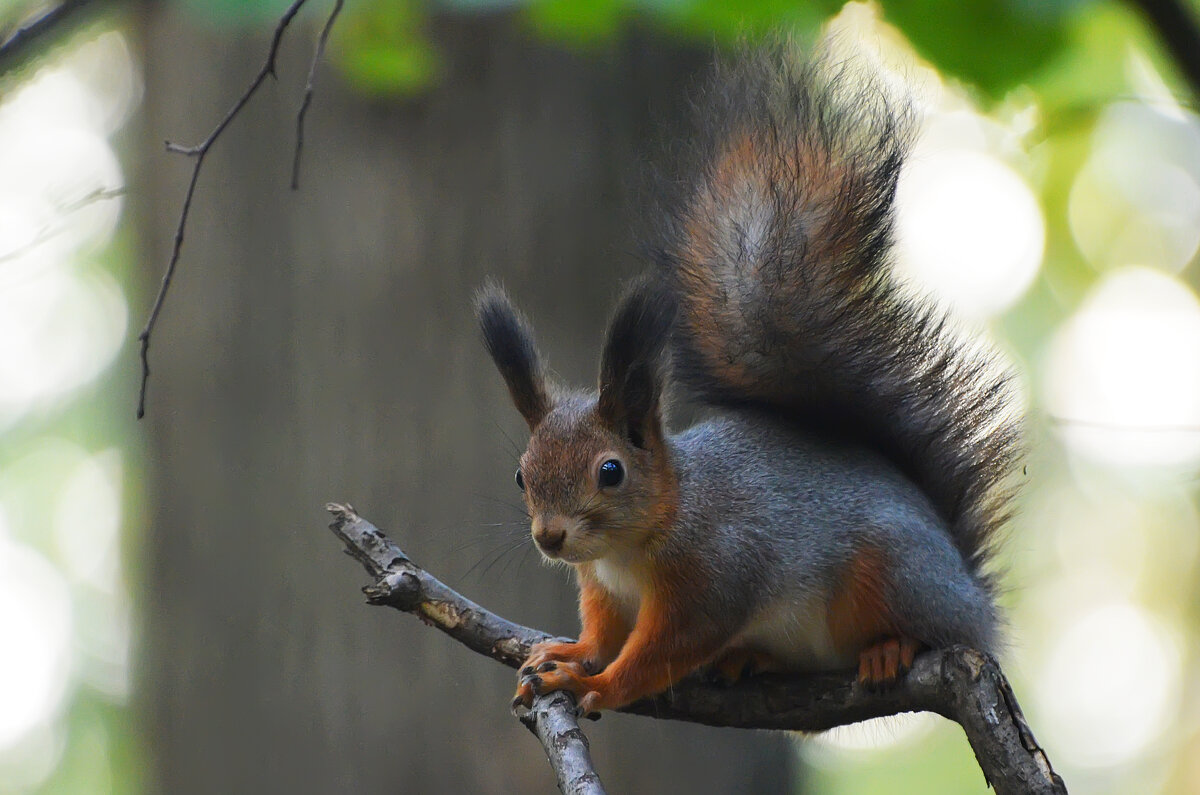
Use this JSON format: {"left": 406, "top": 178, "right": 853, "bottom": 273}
{"left": 524, "top": 0, "right": 828, "bottom": 46}
{"left": 334, "top": 1, "right": 439, "bottom": 94}
{"left": 885, "top": 0, "right": 1077, "bottom": 96}
{"left": 169, "top": 0, "right": 1189, "bottom": 108}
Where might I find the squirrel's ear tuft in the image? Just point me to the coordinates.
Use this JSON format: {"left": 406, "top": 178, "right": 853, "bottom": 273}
{"left": 598, "top": 275, "right": 676, "bottom": 448}
{"left": 475, "top": 281, "right": 553, "bottom": 430}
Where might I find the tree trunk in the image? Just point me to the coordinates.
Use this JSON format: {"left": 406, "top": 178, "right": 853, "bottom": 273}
{"left": 133, "top": 6, "right": 794, "bottom": 793}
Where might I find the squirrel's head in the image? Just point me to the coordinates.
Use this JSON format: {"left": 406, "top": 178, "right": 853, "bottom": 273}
{"left": 476, "top": 277, "right": 678, "bottom": 564}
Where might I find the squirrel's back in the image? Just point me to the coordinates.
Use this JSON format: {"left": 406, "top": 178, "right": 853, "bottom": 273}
{"left": 667, "top": 411, "right": 998, "bottom": 658}
{"left": 651, "top": 46, "right": 1023, "bottom": 594}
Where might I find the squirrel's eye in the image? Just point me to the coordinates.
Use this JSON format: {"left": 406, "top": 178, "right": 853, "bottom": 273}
{"left": 598, "top": 459, "right": 624, "bottom": 488}
{"left": 515, "top": 469, "right": 525, "bottom": 491}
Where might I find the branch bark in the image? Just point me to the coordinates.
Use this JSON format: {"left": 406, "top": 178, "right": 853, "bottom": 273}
{"left": 520, "top": 691, "right": 607, "bottom": 795}
{"left": 326, "top": 503, "right": 1066, "bottom": 795}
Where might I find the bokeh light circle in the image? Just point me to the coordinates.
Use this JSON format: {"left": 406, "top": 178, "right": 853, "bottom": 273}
{"left": 1044, "top": 266, "right": 1200, "bottom": 468}
{"left": 895, "top": 150, "right": 1044, "bottom": 318}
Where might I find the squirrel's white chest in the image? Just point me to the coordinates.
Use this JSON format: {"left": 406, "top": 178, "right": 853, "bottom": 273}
{"left": 591, "top": 558, "right": 643, "bottom": 619}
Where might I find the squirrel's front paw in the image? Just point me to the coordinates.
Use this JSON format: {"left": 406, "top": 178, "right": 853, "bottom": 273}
{"left": 519, "top": 640, "right": 598, "bottom": 678}
{"left": 512, "top": 660, "right": 602, "bottom": 717}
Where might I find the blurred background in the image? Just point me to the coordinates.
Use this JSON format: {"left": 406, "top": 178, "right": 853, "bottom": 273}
{"left": 1, "top": 0, "right": 1198, "bottom": 792}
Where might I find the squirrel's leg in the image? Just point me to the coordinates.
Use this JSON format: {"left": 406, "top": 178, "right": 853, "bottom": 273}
{"left": 516, "top": 593, "right": 728, "bottom": 714}
{"left": 519, "top": 580, "right": 630, "bottom": 678}
{"left": 827, "top": 543, "right": 925, "bottom": 687}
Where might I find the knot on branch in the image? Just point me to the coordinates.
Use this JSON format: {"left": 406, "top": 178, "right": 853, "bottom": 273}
{"left": 364, "top": 571, "right": 421, "bottom": 607}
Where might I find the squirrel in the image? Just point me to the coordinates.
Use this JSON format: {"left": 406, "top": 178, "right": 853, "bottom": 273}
{"left": 477, "top": 45, "right": 1022, "bottom": 717}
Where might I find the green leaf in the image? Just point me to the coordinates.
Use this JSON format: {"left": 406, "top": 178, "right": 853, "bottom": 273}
{"left": 643, "top": 0, "right": 831, "bottom": 42}
{"left": 881, "top": 0, "right": 1079, "bottom": 98}
{"left": 332, "top": 0, "right": 439, "bottom": 95}
{"left": 524, "top": 0, "right": 625, "bottom": 45}
{"left": 339, "top": 40, "right": 439, "bottom": 94}
{"left": 1030, "top": 2, "right": 1177, "bottom": 116}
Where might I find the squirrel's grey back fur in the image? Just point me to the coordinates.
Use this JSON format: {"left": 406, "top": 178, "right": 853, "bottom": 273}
{"left": 666, "top": 412, "right": 997, "bottom": 660}
{"left": 650, "top": 46, "right": 1023, "bottom": 596}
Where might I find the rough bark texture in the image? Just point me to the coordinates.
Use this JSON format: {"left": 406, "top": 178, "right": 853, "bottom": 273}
{"left": 134, "top": 7, "right": 793, "bottom": 793}
{"left": 328, "top": 503, "right": 1067, "bottom": 795}
{"left": 521, "top": 692, "right": 608, "bottom": 795}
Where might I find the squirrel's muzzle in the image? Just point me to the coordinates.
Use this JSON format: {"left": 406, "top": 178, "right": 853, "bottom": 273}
{"left": 531, "top": 515, "right": 569, "bottom": 555}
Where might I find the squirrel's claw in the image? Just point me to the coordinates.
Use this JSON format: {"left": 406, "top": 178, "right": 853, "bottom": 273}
{"left": 512, "top": 671, "right": 540, "bottom": 712}
{"left": 575, "top": 690, "right": 602, "bottom": 718}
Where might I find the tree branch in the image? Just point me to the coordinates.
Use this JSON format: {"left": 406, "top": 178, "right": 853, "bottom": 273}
{"left": 0, "top": 0, "right": 105, "bottom": 77}
{"left": 291, "top": 0, "right": 342, "bottom": 190}
{"left": 138, "top": 0, "right": 341, "bottom": 419}
{"left": 326, "top": 503, "right": 1066, "bottom": 795}
{"left": 520, "top": 691, "right": 607, "bottom": 795}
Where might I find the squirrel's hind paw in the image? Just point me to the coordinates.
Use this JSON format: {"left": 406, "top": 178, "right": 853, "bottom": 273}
{"left": 706, "top": 647, "right": 779, "bottom": 685}
{"left": 857, "top": 637, "right": 922, "bottom": 690}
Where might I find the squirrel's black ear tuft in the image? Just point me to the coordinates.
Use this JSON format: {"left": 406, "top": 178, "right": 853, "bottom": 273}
{"left": 475, "top": 281, "right": 553, "bottom": 430}
{"left": 598, "top": 275, "right": 676, "bottom": 448}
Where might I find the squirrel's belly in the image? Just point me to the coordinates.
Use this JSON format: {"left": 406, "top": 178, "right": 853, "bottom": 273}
{"left": 727, "top": 595, "right": 851, "bottom": 671}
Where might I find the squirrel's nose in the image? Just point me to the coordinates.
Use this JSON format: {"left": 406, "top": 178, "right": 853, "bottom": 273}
{"left": 532, "top": 516, "right": 568, "bottom": 554}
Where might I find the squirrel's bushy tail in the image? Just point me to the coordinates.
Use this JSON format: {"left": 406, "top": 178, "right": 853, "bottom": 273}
{"left": 652, "top": 46, "right": 1022, "bottom": 591}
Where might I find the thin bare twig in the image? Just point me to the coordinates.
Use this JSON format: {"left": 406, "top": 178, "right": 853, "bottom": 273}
{"left": 326, "top": 503, "right": 1066, "bottom": 795}
{"left": 137, "top": 0, "right": 306, "bottom": 418}
{"left": 292, "top": 0, "right": 343, "bottom": 190}
{"left": 0, "top": 186, "right": 124, "bottom": 269}
{"left": 138, "top": 0, "right": 343, "bottom": 419}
